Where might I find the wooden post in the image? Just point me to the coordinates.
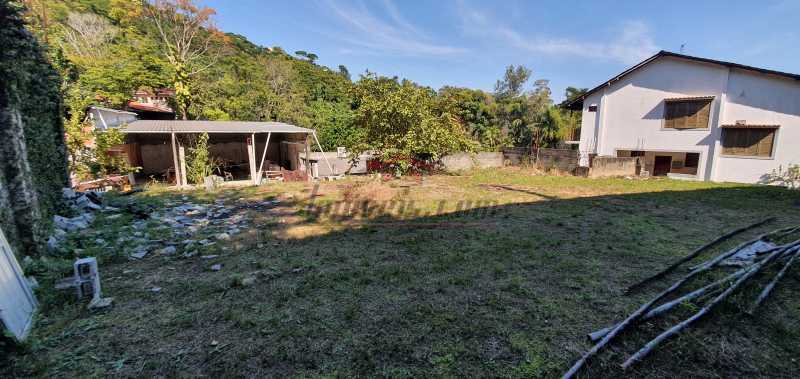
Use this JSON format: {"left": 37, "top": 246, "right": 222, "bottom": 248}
{"left": 178, "top": 144, "right": 188, "bottom": 186}
{"left": 170, "top": 132, "right": 180, "bottom": 186}
{"left": 257, "top": 132, "right": 272, "bottom": 184}
{"left": 304, "top": 135, "right": 310, "bottom": 181}
{"left": 247, "top": 133, "right": 257, "bottom": 185}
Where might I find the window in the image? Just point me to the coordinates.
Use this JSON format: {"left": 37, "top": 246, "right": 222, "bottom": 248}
{"left": 721, "top": 127, "right": 777, "bottom": 157}
{"left": 684, "top": 153, "right": 700, "bottom": 168}
{"left": 630, "top": 150, "right": 645, "bottom": 157}
{"left": 664, "top": 98, "right": 713, "bottom": 129}
{"left": 588, "top": 104, "right": 598, "bottom": 112}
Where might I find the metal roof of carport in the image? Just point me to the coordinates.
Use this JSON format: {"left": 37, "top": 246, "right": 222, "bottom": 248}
{"left": 120, "top": 120, "right": 314, "bottom": 134}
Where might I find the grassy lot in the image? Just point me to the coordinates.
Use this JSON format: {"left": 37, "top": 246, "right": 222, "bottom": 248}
{"left": 3, "top": 168, "right": 800, "bottom": 377}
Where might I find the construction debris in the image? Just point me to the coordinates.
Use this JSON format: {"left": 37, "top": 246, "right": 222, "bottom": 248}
{"left": 563, "top": 223, "right": 800, "bottom": 378}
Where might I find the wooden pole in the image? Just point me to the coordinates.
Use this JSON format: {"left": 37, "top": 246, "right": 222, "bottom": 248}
{"left": 561, "top": 235, "right": 791, "bottom": 379}
{"left": 178, "top": 144, "right": 187, "bottom": 186}
{"left": 311, "top": 132, "right": 335, "bottom": 175}
{"left": 170, "top": 132, "right": 180, "bottom": 186}
{"left": 304, "top": 135, "right": 310, "bottom": 180}
{"left": 257, "top": 132, "right": 272, "bottom": 184}
{"left": 621, "top": 243, "right": 800, "bottom": 370}
{"left": 247, "top": 133, "right": 257, "bottom": 185}
{"left": 625, "top": 217, "right": 774, "bottom": 293}
{"left": 747, "top": 248, "right": 800, "bottom": 314}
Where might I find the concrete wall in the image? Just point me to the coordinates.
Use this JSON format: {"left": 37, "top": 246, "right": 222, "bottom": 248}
{"left": 589, "top": 157, "right": 637, "bottom": 178}
{"left": 577, "top": 55, "right": 800, "bottom": 184}
{"left": 536, "top": 148, "right": 579, "bottom": 172}
{"left": 440, "top": 152, "right": 504, "bottom": 172}
{"left": 300, "top": 152, "right": 372, "bottom": 176}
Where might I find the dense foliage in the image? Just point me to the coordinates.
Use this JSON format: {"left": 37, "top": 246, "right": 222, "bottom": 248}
{"left": 22, "top": 0, "right": 585, "bottom": 176}
{"left": 1, "top": 1, "right": 68, "bottom": 255}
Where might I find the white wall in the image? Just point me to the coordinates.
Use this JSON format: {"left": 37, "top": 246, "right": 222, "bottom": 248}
{"left": 578, "top": 56, "right": 800, "bottom": 184}
{"left": 89, "top": 108, "right": 137, "bottom": 130}
{"left": 714, "top": 69, "right": 800, "bottom": 183}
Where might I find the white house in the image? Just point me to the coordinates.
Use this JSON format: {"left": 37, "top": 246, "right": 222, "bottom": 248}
{"left": 565, "top": 51, "right": 800, "bottom": 184}
{"left": 87, "top": 106, "right": 138, "bottom": 130}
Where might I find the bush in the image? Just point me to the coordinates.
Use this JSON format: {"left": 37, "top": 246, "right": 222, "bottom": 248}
{"left": 762, "top": 164, "right": 800, "bottom": 189}
{"left": 185, "top": 132, "right": 220, "bottom": 184}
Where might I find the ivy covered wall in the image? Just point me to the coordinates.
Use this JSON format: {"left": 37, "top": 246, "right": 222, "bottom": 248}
{"left": 0, "top": 1, "right": 69, "bottom": 256}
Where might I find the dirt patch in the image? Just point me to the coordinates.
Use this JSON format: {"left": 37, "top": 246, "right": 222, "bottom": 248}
{"left": 341, "top": 181, "right": 398, "bottom": 202}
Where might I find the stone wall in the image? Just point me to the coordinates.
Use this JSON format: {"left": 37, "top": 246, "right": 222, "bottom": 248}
{"left": 0, "top": 3, "right": 69, "bottom": 256}
{"left": 589, "top": 157, "right": 639, "bottom": 178}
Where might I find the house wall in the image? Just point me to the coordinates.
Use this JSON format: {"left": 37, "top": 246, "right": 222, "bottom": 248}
{"left": 89, "top": 108, "right": 137, "bottom": 130}
{"left": 578, "top": 56, "right": 800, "bottom": 184}
{"left": 714, "top": 69, "right": 800, "bottom": 183}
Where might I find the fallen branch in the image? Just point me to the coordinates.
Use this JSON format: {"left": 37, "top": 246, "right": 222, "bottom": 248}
{"left": 688, "top": 225, "right": 797, "bottom": 272}
{"left": 747, "top": 248, "right": 800, "bottom": 315}
{"left": 625, "top": 218, "right": 774, "bottom": 294}
{"left": 563, "top": 231, "right": 799, "bottom": 378}
{"left": 562, "top": 240, "right": 762, "bottom": 378}
{"left": 588, "top": 267, "right": 749, "bottom": 342}
{"left": 621, "top": 243, "right": 800, "bottom": 370}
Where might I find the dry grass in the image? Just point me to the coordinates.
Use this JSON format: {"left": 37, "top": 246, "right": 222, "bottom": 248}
{"left": 4, "top": 168, "right": 800, "bottom": 378}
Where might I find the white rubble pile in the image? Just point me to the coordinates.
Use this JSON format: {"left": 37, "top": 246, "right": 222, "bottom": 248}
{"left": 48, "top": 188, "right": 119, "bottom": 250}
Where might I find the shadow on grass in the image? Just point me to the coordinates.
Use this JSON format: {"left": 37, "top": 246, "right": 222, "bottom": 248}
{"left": 4, "top": 183, "right": 800, "bottom": 378}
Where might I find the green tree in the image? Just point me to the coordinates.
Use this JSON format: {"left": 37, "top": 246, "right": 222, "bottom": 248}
{"left": 351, "top": 73, "right": 474, "bottom": 169}
{"left": 439, "top": 86, "right": 504, "bottom": 150}
{"left": 494, "top": 65, "right": 532, "bottom": 99}
{"left": 185, "top": 132, "right": 218, "bottom": 184}
{"left": 143, "top": 0, "right": 225, "bottom": 119}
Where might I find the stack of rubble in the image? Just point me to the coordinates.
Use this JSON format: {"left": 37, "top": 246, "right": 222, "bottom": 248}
{"left": 48, "top": 188, "right": 118, "bottom": 250}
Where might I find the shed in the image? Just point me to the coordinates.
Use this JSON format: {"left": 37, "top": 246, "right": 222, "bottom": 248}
{"left": 119, "top": 120, "right": 331, "bottom": 185}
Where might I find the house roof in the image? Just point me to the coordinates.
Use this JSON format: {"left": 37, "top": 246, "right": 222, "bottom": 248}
{"left": 563, "top": 50, "right": 800, "bottom": 110}
{"left": 88, "top": 106, "right": 137, "bottom": 115}
{"left": 120, "top": 120, "right": 314, "bottom": 134}
{"left": 720, "top": 124, "right": 780, "bottom": 129}
{"left": 127, "top": 101, "right": 175, "bottom": 113}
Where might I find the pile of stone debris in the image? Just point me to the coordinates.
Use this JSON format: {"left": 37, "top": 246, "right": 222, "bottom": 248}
{"left": 48, "top": 188, "right": 118, "bottom": 250}
{"left": 49, "top": 188, "right": 281, "bottom": 260}
{"left": 120, "top": 196, "right": 280, "bottom": 260}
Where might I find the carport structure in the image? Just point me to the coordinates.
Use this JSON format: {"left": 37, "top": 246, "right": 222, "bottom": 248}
{"left": 120, "top": 120, "right": 332, "bottom": 185}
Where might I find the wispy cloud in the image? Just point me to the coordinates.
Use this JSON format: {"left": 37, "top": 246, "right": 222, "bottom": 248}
{"left": 321, "top": 0, "right": 467, "bottom": 57}
{"left": 458, "top": 4, "right": 658, "bottom": 64}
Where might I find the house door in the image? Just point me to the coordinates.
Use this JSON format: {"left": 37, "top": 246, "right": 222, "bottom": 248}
{"left": 653, "top": 156, "right": 672, "bottom": 176}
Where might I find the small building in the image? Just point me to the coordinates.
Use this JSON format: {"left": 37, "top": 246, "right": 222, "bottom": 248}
{"left": 565, "top": 51, "right": 800, "bottom": 183}
{"left": 120, "top": 120, "right": 329, "bottom": 185}
{"left": 127, "top": 88, "right": 176, "bottom": 120}
{"left": 86, "top": 106, "right": 138, "bottom": 131}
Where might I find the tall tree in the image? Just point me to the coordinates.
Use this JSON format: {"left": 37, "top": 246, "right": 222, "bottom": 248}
{"left": 144, "top": 0, "right": 224, "bottom": 119}
{"left": 494, "top": 65, "right": 532, "bottom": 99}
{"left": 337, "top": 64, "right": 351, "bottom": 81}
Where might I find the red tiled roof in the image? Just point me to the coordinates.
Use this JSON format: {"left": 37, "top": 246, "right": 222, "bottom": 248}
{"left": 127, "top": 101, "right": 174, "bottom": 113}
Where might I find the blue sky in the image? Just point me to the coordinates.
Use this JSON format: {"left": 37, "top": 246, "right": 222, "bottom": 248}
{"left": 201, "top": 0, "right": 799, "bottom": 102}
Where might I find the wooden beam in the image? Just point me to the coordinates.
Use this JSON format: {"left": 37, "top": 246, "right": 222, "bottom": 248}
{"left": 256, "top": 132, "right": 272, "bottom": 184}
{"left": 304, "top": 135, "right": 310, "bottom": 180}
{"left": 178, "top": 144, "right": 188, "bottom": 186}
{"left": 311, "top": 131, "right": 334, "bottom": 175}
{"left": 247, "top": 133, "right": 257, "bottom": 185}
{"left": 170, "top": 132, "right": 180, "bottom": 186}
